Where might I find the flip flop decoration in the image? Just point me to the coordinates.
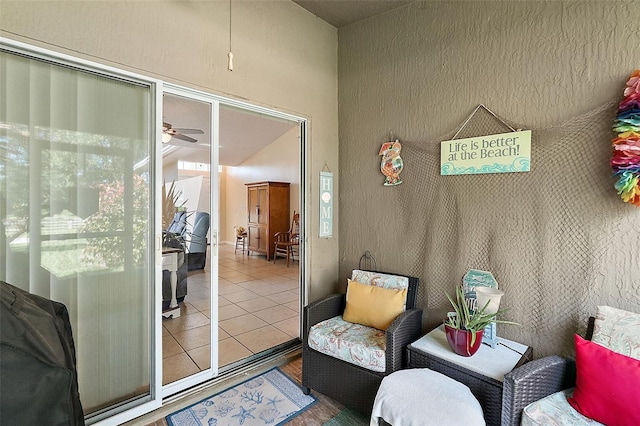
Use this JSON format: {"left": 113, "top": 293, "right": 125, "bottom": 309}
{"left": 612, "top": 70, "right": 640, "bottom": 206}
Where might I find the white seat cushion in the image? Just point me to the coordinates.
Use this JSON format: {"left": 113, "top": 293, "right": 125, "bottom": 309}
{"left": 308, "top": 315, "right": 386, "bottom": 372}
{"left": 371, "top": 368, "right": 485, "bottom": 426}
{"left": 521, "top": 389, "right": 604, "bottom": 426}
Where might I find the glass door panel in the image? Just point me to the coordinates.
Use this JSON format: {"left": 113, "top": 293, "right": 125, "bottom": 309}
{"left": 161, "top": 91, "right": 215, "bottom": 390}
{"left": 0, "top": 47, "right": 154, "bottom": 420}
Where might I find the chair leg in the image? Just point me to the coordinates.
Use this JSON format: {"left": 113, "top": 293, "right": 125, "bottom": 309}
{"left": 286, "top": 246, "right": 290, "bottom": 267}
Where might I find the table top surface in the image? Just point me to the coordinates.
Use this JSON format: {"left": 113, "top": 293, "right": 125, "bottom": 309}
{"left": 409, "top": 325, "right": 530, "bottom": 382}
{"left": 162, "top": 247, "right": 183, "bottom": 255}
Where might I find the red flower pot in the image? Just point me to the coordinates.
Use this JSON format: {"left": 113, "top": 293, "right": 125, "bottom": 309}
{"left": 444, "top": 324, "right": 484, "bottom": 357}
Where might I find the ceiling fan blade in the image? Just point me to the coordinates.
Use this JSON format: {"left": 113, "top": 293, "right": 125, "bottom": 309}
{"left": 171, "top": 133, "right": 198, "bottom": 143}
{"left": 172, "top": 128, "right": 204, "bottom": 135}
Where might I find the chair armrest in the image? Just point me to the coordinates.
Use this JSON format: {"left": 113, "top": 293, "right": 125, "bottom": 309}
{"left": 501, "top": 355, "right": 576, "bottom": 426}
{"left": 302, "top": 294, "right": 346, "bottom": 346}
{"left": 385, "top": 308, "right": 423, "bottom": 373}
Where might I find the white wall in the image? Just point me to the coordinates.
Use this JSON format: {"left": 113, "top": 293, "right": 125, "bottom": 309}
{"left": 223, "top": 126, "right": 300, "bottom": 243}
{"left": 0, "top": 0, "right": 340, "bottom": 302}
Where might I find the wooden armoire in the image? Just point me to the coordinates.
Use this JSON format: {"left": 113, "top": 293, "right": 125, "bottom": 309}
{"left": 245, "top": 181, "right": 290, "bottom": 260}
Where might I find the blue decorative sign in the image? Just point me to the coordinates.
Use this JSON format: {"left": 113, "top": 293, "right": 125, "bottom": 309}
{"left": 319, "top": 171, "right": 333, "bottom": 238}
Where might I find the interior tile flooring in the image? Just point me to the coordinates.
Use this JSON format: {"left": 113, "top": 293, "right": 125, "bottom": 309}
{"left": 162, "top": 243, "right": 300, "bottom": 385}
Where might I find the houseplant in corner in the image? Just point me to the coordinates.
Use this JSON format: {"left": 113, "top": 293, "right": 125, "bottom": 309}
{"left": 444, "top": 285, "right": 519, "bottom": 356}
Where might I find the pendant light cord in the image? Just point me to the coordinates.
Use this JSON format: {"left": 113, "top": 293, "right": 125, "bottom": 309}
{"left": 227, "top": 0, "right": 234, "bottom": 71}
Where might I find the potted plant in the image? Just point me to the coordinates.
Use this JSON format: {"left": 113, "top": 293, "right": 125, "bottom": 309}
{"left": 444, "top": 285, "right": 518, "bottom": 356}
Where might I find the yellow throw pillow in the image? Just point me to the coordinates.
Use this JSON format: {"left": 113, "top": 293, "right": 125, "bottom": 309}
{"left": 343, "top": 279, "right": 407, "bottom": 330}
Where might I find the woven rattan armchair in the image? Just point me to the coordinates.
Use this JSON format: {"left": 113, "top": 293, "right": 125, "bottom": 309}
{"left": 301, "top": 270, "right": 422, "bottom": 415}
{"left": 501, "top": 318, "right": 595, "bottom": 426}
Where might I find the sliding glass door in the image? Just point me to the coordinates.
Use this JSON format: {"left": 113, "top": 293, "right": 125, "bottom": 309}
{"left": 161, "top": 88, "right": 218, "bottom": 395}
{"left": 1, "top": 38, "right": 306, "bottom": 425}
{"left": 0, "top": 44, "right": 157, "bottom": 422}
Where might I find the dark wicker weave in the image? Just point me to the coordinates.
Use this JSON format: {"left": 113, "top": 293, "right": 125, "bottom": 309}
{"left": 501, "top": 355, "right": 576, "bottom": 426}
{"left": 501, "top": 317, "right": 595, "bottom": 426}
{"left": 406, "top": 341, "right": 531, "bottom": 426}
{"left": 301, "top": 271, "right": 422, "bottom": 415}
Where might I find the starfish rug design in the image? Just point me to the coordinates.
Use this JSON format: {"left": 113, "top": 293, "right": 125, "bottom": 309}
{"left": 166, "top": 367, "right": 316, "bottom": 426}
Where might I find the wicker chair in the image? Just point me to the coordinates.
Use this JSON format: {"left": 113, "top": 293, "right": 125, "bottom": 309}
{"left": 501, "top": 318, "right": 595, "bottom": 426}
{"left": 301, "top": 270, "right": 422, "bottom": 415}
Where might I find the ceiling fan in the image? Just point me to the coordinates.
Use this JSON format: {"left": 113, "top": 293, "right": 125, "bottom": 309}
{"left": 162, "top": 122, "right": 204, "bottom": 143}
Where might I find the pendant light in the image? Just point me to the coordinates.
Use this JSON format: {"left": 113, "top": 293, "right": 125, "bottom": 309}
{"left": 227, "top": 0, "right": 233, "bottom": 71}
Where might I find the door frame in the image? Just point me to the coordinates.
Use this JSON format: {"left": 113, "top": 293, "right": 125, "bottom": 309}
{"left": 160, "top": 83, "right": 308, "bottom": 399}
{"left": 0, "top": 36, "right": 308, "bottom": 425}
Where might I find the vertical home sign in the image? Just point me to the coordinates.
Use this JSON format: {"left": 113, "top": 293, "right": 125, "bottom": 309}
{"left": 319, "top": 171, "right": 333, "bottom": 237}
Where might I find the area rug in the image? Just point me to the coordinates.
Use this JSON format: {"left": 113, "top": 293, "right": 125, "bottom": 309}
{"left": 322, "top": 408, "right": 369, "bottom": 426}
{"left": 166, "top": 367, "right": 316, "bottom": 426}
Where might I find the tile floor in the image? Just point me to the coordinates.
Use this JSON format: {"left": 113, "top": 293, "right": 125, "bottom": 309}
{"left": 162, "top": 243, "right": 300, "bottom": 385}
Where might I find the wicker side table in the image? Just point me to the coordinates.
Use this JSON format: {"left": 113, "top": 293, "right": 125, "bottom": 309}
{"left": 407, "top": 325, "right": 532, "bottom": 426}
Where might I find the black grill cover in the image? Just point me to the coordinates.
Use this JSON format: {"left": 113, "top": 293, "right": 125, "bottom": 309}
{"left": 1, "top": 281, "right": 84, "bottom": 425}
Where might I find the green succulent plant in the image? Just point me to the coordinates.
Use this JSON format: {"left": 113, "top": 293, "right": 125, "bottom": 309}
{"left": 445, "top": 285, "right": 519, "bottom": 347}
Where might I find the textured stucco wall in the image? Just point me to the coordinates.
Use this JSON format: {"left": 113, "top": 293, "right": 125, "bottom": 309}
{"left": 0, "top": 0, "right": 339, "bottom": 301}
{"left": 338, "top": 0, "right": 640, "bottom": 357}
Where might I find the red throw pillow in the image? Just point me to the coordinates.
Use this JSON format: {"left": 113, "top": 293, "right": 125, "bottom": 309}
{"left": 568, "top": 334, "right": 640, "bottom": 426}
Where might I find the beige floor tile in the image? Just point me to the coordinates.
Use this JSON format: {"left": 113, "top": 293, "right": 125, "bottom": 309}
{"left": 218, "top": 284, "right": 245, "bottom": 296}
{"left": 188, "top": 345, "right": 211, "bottom": 370}
{"left": 162, "top": 244, "right": 300, "bottom": 382}
{"left": 265, "top": 290, "right": 299, "bottom": 304}
{"left": 224, "top": 289, "right": 261, "bottom": 303}
{"left": 244, "top": 271, "right": 278, "bottom": 280}
{"left": 272, "top": 316, "right": 301, "bottom": 338}
{"left": 219, "top": 313, "right": 268, "bottom": 335}
{"left": 163, "top": 353, "right": 200, "bottom": 385}
{"left": 250, "top": 284, "right": 287, "bottom": 297}
{"left": 188, "top": 297, "right": 211, "bottom": 312}
{"left": 235, "top": 326, "right": 291, "bottom": 353}
{"left": 187, "top": 274, "right": 210, "bottom": 287}
{"left": 283, "top": 300, "right": 300, "bottom": 312}
{"left": 280, "top": 280, "right": 300, "bottom": 290}
{"left": 225, "top": 273, "right": 258, "bottom": 284}
{"left": 219, "top": 303, "right": 248, "bottom": 320}
{"left": 177, "top": 302, "right": 200, "bottom": 316}
{"left": 187, "top": 287, "right": 211, "bottom": 300}
{"left": 218, "top": 296, "right": 232, "bottom": 307}
{"left": 218, "top": 327, "right": 230, "bottom": 340}
{"left": 163, "top": 311, "right": 210, "bottom": 334}
{"left": 253, "top": 305, "right": 298, "bottom": 323}
{"left": 163, "top": 334, "right": 184, "bottom": 358}
{"left": 217, "top": 264, "right": 236, "bottom": 273}
{"left": 236, "top": 296, "right": 279, "bottom": 312}
{"left": 219, "top": 338, "right": 253, "bottom": 367}
{"left": 172, "top": 325, "right": 211, "bottom": 351}
{"left": 236, "top": 279, "right": 272, "bottom": 289}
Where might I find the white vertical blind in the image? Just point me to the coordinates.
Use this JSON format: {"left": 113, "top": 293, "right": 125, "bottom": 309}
{"left": 0, "top": 49, "right": 153, "bottom": 417}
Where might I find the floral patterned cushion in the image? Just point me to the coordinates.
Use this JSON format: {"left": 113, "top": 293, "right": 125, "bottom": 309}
{"left": 351, "top": 270, "right": 409, "bottom": 291}
{"left": 308, "top": 315, "right": 386, "bottom": 372}
{"left": 521, "top": 389, "right": 604, "bottom": 426}
{"left": 592, "top": 305, "right": 640, "bottom": 360}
